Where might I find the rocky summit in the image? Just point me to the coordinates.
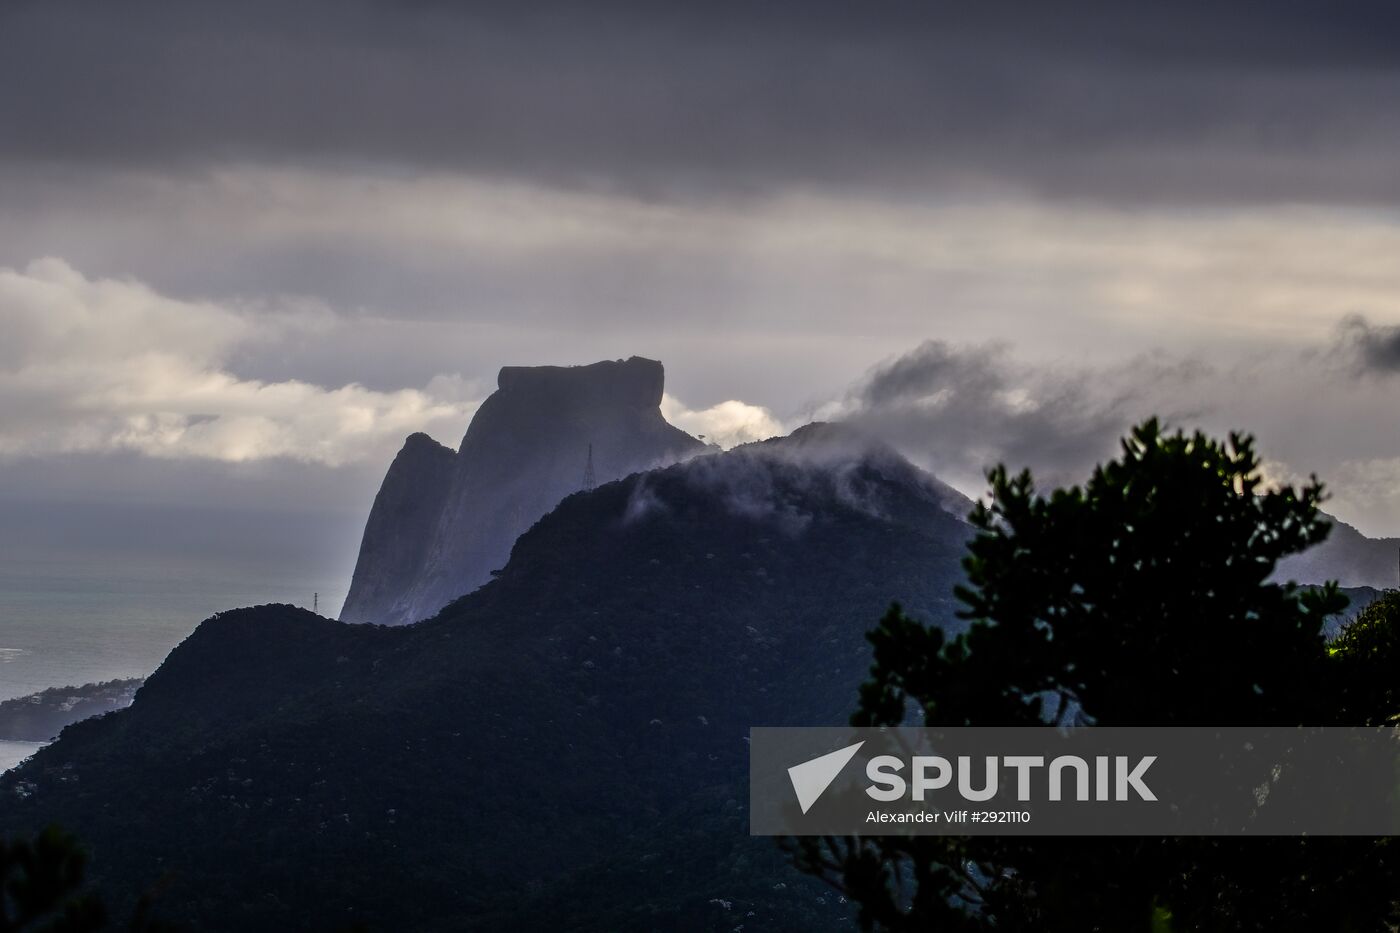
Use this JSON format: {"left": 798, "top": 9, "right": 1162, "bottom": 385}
{"left": 341, "top": 357, "right": 703, "bottom": 625}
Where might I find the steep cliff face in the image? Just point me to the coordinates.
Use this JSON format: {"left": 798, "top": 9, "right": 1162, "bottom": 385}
{"left": 339, "top": 433, "right": 457, "bottom": 625}
{"left": 341, "top": 357, "right": 703, "bottom": 625}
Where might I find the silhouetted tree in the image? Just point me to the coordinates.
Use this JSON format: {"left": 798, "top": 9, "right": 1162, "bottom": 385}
{"left": 1331, "top": 587, "right": 1400, "bottom": 726}
{"left": 790, "top": 419, "right": 1399, "bottom": 931}
{"left": 1, "top": 826, "right": 104, "bottom": 933}
{"left": 0, "top": 827, "right": 175, "bottom": 933}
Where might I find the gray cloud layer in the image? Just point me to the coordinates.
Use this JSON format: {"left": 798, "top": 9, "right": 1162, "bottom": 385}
{"left": 827, "top": 340, "right": 1209, "bottom": 492}
{"left": 4, "top": 0, "right": 1400, "bottom": 201}
{"left": 6, "top": 0, "right": 1400, "bottom": 579}
{"left": 1336, "top": 315, "right": 1400, "bottom": 375}
{"left": 822, "top": 333, "right": 1400, "bottom": 541}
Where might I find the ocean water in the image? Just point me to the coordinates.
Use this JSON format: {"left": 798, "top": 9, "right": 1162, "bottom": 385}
{"left": 0, "top": 560, "right": 349, "bottom": 704}
{"left": 0, "top": 740, "right": 43, "bottom": 773}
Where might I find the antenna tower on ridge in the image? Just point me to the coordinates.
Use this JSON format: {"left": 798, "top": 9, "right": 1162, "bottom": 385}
{"left": 582, "top": 443, "right": 596, "bottom": 491}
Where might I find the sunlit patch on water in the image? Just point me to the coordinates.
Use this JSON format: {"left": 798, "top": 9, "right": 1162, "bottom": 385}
{"left": 0, "top": 648, "right": 29, "bottom": 662}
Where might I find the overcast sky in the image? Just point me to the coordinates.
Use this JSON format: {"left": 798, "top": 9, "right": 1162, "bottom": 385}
{"left": 4, "top": 0, "right": 1400, "bottom": 588}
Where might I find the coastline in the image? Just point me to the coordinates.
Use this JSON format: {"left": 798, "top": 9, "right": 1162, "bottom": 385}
{"left": 0, "top": 739, "right": 44, "bottom": 774}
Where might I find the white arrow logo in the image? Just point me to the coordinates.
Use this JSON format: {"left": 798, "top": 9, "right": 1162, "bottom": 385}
{"left": 787, "top": 741, "right": 865, "bottom": 814}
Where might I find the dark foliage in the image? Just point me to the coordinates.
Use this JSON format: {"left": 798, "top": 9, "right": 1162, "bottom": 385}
{"left": 0, "top": 439, "right": 972, "bottom": 931}
{"left": 1330, "top": 588, "right": 1400, "bottom": 725}
{"left": 0, "top": 826, "right": 104, "bottom": 933}
{"left": 0, "top": 826, "right": 172, "bottom": 933}
{"left": 791, "top": 419, "right": 1400, "bottom": 931}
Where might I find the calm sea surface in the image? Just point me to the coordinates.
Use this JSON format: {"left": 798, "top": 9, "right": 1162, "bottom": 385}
{"left": 0, "top": 559, "right": 348, "bottom": 705}
{"left": 0, "top": 739, "right": 43, "bottom": 773}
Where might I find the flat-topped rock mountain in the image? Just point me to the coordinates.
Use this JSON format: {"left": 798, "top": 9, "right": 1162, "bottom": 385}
{"left": 341, "top": 357, "right": 703, "bottom": 625}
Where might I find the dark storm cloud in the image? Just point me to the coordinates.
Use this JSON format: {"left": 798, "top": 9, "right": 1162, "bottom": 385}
{"left": 837, "top": 341, "right": 1210, "bottom": 489}
{"left": 1335, "top": 315, "right": 1400, "bottom": 375}
{"left": 3, "top": 0, "right": 1400, "bottom": 201}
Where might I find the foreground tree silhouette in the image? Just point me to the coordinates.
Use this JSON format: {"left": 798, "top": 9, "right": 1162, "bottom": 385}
{"left": 1331, "top": 588, "right": 1400, "bottom": 726}
{"left": 0, "top": 827, "right": 173, "bottom": 933}
{"left": 1, "top": 827, "right": 104, "bottom": 933}
{"left": 790, "top": 419, "right": 1399, "bottom": 931}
